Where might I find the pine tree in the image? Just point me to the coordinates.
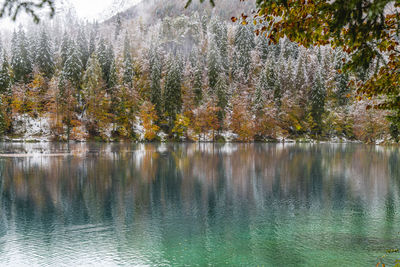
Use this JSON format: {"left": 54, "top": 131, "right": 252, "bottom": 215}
{"left": 114, "top": 14, "right": 122, "bottom": 39}
{"left": 0, "top": 51, "right": 10, "bottom": 94}
{"left": 188, "top": 47, "right": 203, "bottom": 106}
{"left": 207, "top": 35, "right": 221, "bottom": 90}
{"left": 83, "top": 53, "right": 109, "bottom": 137}
{"left": 108, "top": 59, "right": 118, "bottom": 90}
{"left": 36, "top": 28, "right": 54, "bottom": 78}
{"left": 122, "top": 34, "right": 134, "bottom": 86}
{"left": 88, "top": 29, "right": 96, "bottom": 57}
{"left": 77, "top": 28, "right": 89, "bottom": 69}
{"left": 309, "top": 70, "right": 326, "bottom": 135}
{"left": 149, "top": 43, "right": 162, "bottom": 118}
{"left": 57, "top": 79, "right": 77, "bottom": 141}
{"left": 256, "top": 34, "right": 269, "bottom": 61}
{"left": 0, "top": 97, "right": 6, "bottom": 137}
{"left": 215, "top": 74, "right": 228, "bottom": 128}
{"left": 281, "top": 39, "right": 299, "bottom": 60}
{"left": 106, "top": 44, "right": 115, "bottom": 87}
{"left": 209, "top": 18, "right": 228, "bottom": 74}
{"left": 254, "top": 65, "right": 268, "bottom": 111}
{"left": 108, "top": 59, "right": 118, "bottom": 119}
{"left": 233, "top": 23, "right": 255, "bottom": 83}
{"left": 263, "top": 63, "right": 281, "bottom": 107}
{"left": 83, "top": 53, "right": 104, "bottom": 95}
{"left": 164, "top": 55, "right": 183, "bottom": 130}
{"left": 193, "top": 61, "right": 203, "bottom": 106}
{"left": 97, "top": 39, "right": 114, "bottom": 86}
{"left": 60, "top": 42, "right": 83, "bottom": 89}
{"left": 294, "top": 50, "right": 307, "bottom": 94}
{"left": 60, "top": 32, "right": 70, "bottom": 66}
{"left": 11, "top": 28, "right": 32, "bottom": 83}
{"left": 334, "top": 51, "right": 350, "bottom": 106}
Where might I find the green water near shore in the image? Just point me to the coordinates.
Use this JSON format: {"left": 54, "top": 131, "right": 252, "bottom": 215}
{"left": 0, "top": 143, "right": 399, "bottom": 266}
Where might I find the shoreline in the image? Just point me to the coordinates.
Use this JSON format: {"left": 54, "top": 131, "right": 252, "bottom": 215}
{"left": 0, "top": 138, "right": 396, "bottom": 145}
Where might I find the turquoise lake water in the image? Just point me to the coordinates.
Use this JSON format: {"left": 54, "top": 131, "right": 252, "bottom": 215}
{"left": 0, "top": 143, "right": 399, "bottom": 266}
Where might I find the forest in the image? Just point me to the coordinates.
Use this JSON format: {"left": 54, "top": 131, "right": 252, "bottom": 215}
{"left": 0, "top": 0, "right": 392, "bottom": 143}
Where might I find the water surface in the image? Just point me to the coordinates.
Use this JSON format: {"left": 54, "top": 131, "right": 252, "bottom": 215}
{"left": 0, "top": 143, "right": 399, "bottom": 266}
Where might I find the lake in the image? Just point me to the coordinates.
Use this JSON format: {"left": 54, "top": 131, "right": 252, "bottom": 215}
{"left": 0, "top": 143, "right": 399, "bottom": 266}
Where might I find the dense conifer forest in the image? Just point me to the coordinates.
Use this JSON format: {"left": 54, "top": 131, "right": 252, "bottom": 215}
{"left": 0, "top": 0, "right": 392, "bottom": 143}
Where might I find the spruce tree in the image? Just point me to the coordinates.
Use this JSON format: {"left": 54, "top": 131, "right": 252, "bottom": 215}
{"left": 60, "top": 32, "right": 70, "bottom": 66}
{"left": 193, "top": 62, "right": 203, "bottom": 106}
{"left": 11, "top": 28, "right": 32, "bottom": 82}
{"left": 83, "top": 53, "right": 104, "bottom": 93}
{"left": 106, "top": 44, "right": 115, "bottom": 87}
{"left": 207, "top": 35, "right": 221, "bottom": 90}
{"left": 294, "top": 50, "right": 307, "bottom": 93}
{"left": 83, "top": 53, "right": 107, "bottom": 136}
{"left": 114, "top": 14, "right": 122, "bottom": 39}
{"left": 61, "top": 42, "right": 83, "bottom": 89}
{"left": 108, "top": 59, "right": 118, "bottom": 116}
{"left": 0, "top": 97, "right": 6, "bottom": 137}
{"left": 36, "top": 28, "right": 54, "bottom": 78}
{"left": 0, "top": 51, "right": 10, "bottom": 94}
{"left": 164, "top": 55, "right": 183, "bottom": 130}
{"left": 256, "top": 34, "right": 269, "bottom": 61}
{"left": 149, "top": 43, "right": 162, "bottom": 118}
{"left": 27, "top": 31, "right": 38, "bottom": 65}
{"left": 122, "top": 34, "right": 134, "bottom": 86}
{"left": 108, "top": 59, "right": 118, "bottom": 90}
{"left": 233, "top": 23, "right": 255, "bottom": 82}
{"left": 89, "top": 29, "right": 96, "bottom": 57}
{"left": 264, "top": 63, "right": 281, "bottom": 107}
{"left": 209, "top": 18, "right": 228, "bottom": 74}
{"left": 215, "top": 74, "right": 228, "bottom": 127}
{"left": 189, "top": 47, "right": 203, "bottom": 106}
{"left": 77, "top": 28, "right": 89, "bottom": 69}
{"left": 254, "top": 65, "right": 268, "bottom": 111}
{"left": 309, "top": 70, "right": 326, "bottom": 135}
{"left": 334, "top": 51, "right": 350, "bottom": 106}
{"left": 97, "top": 39, "right": 113, "bottom": 86}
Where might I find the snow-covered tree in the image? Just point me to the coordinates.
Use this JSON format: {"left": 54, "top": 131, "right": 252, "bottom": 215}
{"left": 83, "top": 53, "right": 110, "bottom": 137}
{"left": 232, "top": 23, "right": 255, "bottom": 83}
{"left": 334, "top": 51, "right": 350, "bottom": 106}
{"left": 164, "top": 55, "right": 183, "bottom": 130}
{"left": 97, "top": 39, "right": 114, "bottom": 87}
{"left": 60, "top": 42, "right": 83, "bottom": 89}
{"left": 122, "top": 34, "right": 134, "bottom": 86}
{"left": 149, "top": 42, "right": 162, "bottom": 118}
{"left": 0, "top": 51, "right": 10, "bottom": 93}
{"left": 209, "top": 17, "right": 228, "bottom": 74}
{"left": 309, "top": 70, "right": 326, "bottom": 135}
{"left": 11, "top": 28, "right": 32, "bottom": 82}
{"left": 60, "top": 32, "right": 70, "bottom": 66}
{"left": 0, "top": 97, "right": 6, "bottom": 137}
{"left": 207, "top": 35, "right": 221, "bottom": 90}
{"left": 253, "top": 65, "right": 268, "bottom": 111}
{"left": 36, "top": 28, "right": 54, "bottom": 78}
{"left": 215, "top": 74, "right": 228, "bottom": 127}
{"left": 77, "top": 28, "right": 89, "bottom": 69}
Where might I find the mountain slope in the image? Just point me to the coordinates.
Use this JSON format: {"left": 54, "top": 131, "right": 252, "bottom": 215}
{"left": 105, "top": 0, "right": 256, "bottom": 25}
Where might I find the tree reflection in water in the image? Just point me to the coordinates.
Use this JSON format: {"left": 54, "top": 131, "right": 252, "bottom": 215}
{"left": 0, "top": 143, "right": 399, "bottom": 266}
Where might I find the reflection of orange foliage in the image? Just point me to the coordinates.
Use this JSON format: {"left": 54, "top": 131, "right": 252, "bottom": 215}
{"left": 140, "top": 101, "right": 160, "bottom": 141}
{"left": 1, "top": 143, "right": 395, "bottom": 223}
